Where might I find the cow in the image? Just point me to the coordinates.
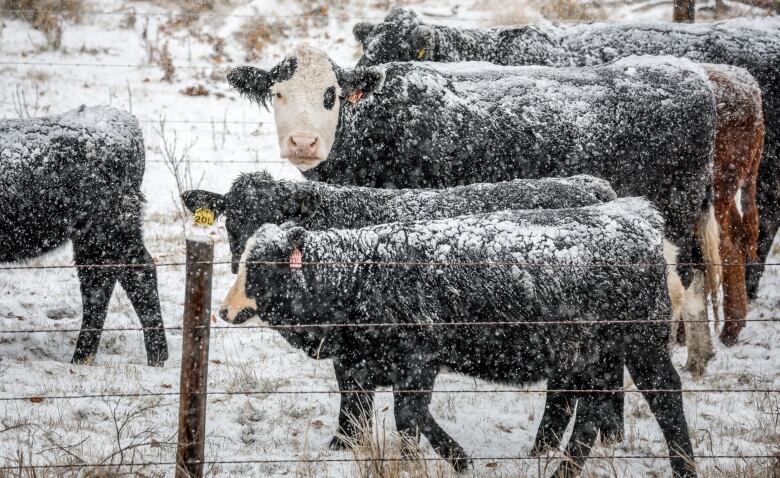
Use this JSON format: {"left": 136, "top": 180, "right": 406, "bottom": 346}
{"left": 354, "top": 7, "right": 780, "bottom": 304}
{"left": 220, "top": 198, "right": 697, "bottom": 477}
{"left": 182, "top": 172, "right": 629, "bottom": 448}
{"left": 0, "top": 106, "right": 168, "bottom": 366}
{"left": 227, "top": 44, "right": 719, "bottom": 374}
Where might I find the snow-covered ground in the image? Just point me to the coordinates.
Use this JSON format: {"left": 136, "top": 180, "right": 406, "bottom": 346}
{"left": 0, "top": 0, "right": 777, "bottom": 476}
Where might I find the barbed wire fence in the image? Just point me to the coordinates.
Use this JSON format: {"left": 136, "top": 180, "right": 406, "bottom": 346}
{"left": 1, "top": 11, "right": 779, "bottom": 474}
{"left": 2, "top": 241, "right": 779, "bottom": 474}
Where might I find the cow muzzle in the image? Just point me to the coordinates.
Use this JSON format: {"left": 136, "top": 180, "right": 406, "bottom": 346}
{"left": 285, "top": 134, "right": 324, "bottom": 169}
{"left": 219, "top": 306, "right": 256, "bottom": 324}
{"left": 221, "top": 266, "right": 258, "bottom": 324}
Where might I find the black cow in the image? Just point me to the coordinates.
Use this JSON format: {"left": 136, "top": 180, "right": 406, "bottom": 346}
{"left": 182, "top": 171, "right": 625, "bottom": 449}
{"left": 0, "top": 106, "right": 168, "bottom": 366}
{"left": 221, "top": 199, "right": 696, "bottom": 477}
{"left": 354, "top": 7, "right": 780, "bottom": 299}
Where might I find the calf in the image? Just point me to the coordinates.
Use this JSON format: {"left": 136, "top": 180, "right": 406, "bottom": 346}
{"left": 223, "top": 198, "right": 696, "bottom": 477}
{"left": 355, "top": 7, "right": 780, "bottom": 301}
{"left": 228, "top": 45, "right": 718, "bottom": 371}
{"left": 0, "top": 106, "right": 168, "bottom": 366}
{"left": 182, "top": 172, "right": 626, "bottom": 447}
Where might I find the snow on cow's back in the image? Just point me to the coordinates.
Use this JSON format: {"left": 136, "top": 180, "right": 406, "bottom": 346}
{"left": 303, "top": 197, "right": 664, "bottom": 267}
{"left": 0, "top": 105, "right": 142, "bottom": 173}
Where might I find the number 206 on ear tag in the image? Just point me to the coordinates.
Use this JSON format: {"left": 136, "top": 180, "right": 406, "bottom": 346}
{"left": 193, "top": 207, "right": 216, "bottom": 227}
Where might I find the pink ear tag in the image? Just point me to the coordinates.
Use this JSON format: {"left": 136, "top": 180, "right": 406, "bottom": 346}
{"left": 347, "top": 90, "right": 364, "bottom": 104}
{"left": 289, "top": 247, "right": 303, "bottom": 269}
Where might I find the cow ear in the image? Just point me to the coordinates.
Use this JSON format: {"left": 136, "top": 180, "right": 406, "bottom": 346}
{"left": 412, "top": 25, "right": 435, "bottom": 60}
{"left": 181, "top": 190, "right": 226, "bottom": 216}
{"left": 338, "top": 67, "right": 385, "bottom": 105}
{"left": 286, "top": 227, "right": 306, "bottom": 249}
{"left": 227, "top": 66, "right": 273, "bottom": 109}
{"left": 386, "top": 6, "right": 418, "bottom": 23}
{"left": 353, "top": 22, "right": 374, "bottom": 45}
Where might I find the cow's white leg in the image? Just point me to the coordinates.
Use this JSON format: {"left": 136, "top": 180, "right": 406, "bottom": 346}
{"left": 683, "top": 270, "right": 715, "bottom": 378}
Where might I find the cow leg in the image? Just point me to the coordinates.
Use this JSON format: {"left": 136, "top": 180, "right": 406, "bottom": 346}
{"left": 532, "top": 373, "right": 575, "bottom": 455}
{"left": 393, "top": 364, "right": 470, "bottom": 472}
{"left": 598, "top": 349, "right": 624, "bottom": 445}
{"left": 116, "top": 244, "right": 168, "bottom": 367}
{"left": 748, "top": 134, "right": 775, "bottom": 300}
{"left": 718, "top": 204, "right": 748, "bottom": 346}
{"left": 626, "top": 344, "right": 697, "bottom": 478}
{"left": 72, "top": 267, "right": 118, "bottom": 364}
{"left": 329, "top": 358, "right": 376, "bottom": 450}
{"left": 551, "top": 393, "right": 600, "bottom": 478}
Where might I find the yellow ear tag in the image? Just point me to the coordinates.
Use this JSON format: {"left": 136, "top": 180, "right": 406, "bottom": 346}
{"left": 193, "top": 207, "right": 216, "bottom": 226}
{"left": 417, "top": 47, "right": 426, "bottom": 59}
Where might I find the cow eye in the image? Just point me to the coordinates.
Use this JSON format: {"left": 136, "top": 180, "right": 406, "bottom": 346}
{"left": 323, "top": 86, "right": 336, "bottom": 110}
{"left": 275, "top": 92, "right": 282, "bottom": 99}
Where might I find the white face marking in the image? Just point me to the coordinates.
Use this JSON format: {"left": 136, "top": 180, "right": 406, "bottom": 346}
{"left": 221, "top": 235, "right": 260, "bottom": 323}
{"left": 273, "top": 44, "right": 341, "bottom": 170}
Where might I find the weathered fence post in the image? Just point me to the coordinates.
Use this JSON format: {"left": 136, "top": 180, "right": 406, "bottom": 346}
{"left": 176, "top": 237, "right": 214, "bottom": 478}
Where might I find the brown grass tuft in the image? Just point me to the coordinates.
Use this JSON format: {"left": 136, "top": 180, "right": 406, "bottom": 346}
{"left": 539, "top": 0, "right": 605, "bottom": 22}
{"left": 235, "top": 17, "right": 287, "bottom": 62}
{"left": 1, "top": 0, "right": 84, "bottom": 49}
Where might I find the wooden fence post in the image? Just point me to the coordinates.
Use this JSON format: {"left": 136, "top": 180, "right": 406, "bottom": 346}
{"left": 176, "top": 237, "right": 214, "bottom": 478}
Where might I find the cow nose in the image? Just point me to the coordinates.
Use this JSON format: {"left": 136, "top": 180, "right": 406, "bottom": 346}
{"left": 289, "top": 135, "right": 319, "bottom": 157}
{"left": 219, "top": 308, "right": 230, "bottom": 322}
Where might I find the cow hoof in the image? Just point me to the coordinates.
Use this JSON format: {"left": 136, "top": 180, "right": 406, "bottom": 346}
{"left": 328, "top": 435, "right": 350, "bottom": 451}
{"left": 601, "top": 430, "right": 624, "bottom": 445}
{"left": 719, "top": 331, "right": 739, "bottom": 347}
{"left": 71, "top": 354, "right": 96, "bottom": 366}
{"left": 147, "top": 358, "right": 166, "bottom": 367}
{"left": 449, "top": 454, "right": 472, "bottom": 473}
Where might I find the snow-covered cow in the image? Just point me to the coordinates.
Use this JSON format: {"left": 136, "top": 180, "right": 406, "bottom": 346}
{"left": 0, "top": 106, "right": 168, "bottom": 366}
{"left": 182, "top": 172, "right": 616, "bottom": 275}
{"left": 227, "top": 44, "right": 718, "bottom": 369}
{"left": 182, "top": 172, "right": 625, "bottom": 448}
{"left": 221, "top": 198, "right": 696, "bottom": 477}
{"left": 354, "top": 7, "right": 780, "bottom": 301}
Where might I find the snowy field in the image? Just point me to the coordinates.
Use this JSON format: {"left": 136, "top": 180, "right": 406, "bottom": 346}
{"left": 0, "top": 0, "right": 778, "bottom": 476}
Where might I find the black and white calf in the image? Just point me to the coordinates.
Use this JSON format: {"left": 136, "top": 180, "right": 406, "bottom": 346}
{"left": 0, "top": 106, "right": 168, "bottom": 366}
{"left": 222, "top": 198, "right": 696, "bottom": 477}
{"left": 182, "top": 172, "right": 624, "bottom": 448}
{"left": 354, "top": 7, "right": 780, "bottom": 298}
{"left": 228, "top": 44, "right": 717, "bottom": 369}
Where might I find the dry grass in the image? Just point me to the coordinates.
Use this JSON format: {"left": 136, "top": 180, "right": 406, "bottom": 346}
{"left": 479, "top": 0, "right": 534, "bottom": 26}
{"left": 338, "top": 414, "right": 451, "bottom": 478}
{"left": 539, "top": 0, "right": 605, "bottom": 22}
{"left": 235, "top": 17, "right": 287, "bottom": 62}
{"left": 1, "top": 0, "right": 84, "bottom": 49}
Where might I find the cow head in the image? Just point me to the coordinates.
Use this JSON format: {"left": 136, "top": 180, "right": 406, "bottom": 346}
{"left": 219, "top": 224, "right": 306, "bottom": 324}
{"left": 181, "top": 172, "right": 306, "bottom": 275}
{"left": 354, "top": 7, "right": 436, "bottom": 67}
{"left": 228, "top": 44, "right": 384, "bottom": 171}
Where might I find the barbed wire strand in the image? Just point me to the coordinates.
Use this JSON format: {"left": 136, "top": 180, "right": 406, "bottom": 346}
{"left": 0, "top": 388, "right": 776, "bottom": 403}
{"left": 1, "top": 316, "right": 779, "bottom": 335}
{"left": 0, "top": 8, "right": 484, "bottom": 22}
{"left": 0, "top": 453, "right": 776, "bottom": 471}
{"left": 1, "top": 259, "right": 779, "bottom": 271}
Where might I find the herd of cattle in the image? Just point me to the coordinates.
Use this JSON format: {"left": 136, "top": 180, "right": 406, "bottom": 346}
{"left": 2, "top": 7, "right": 779, "bottom": 477}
